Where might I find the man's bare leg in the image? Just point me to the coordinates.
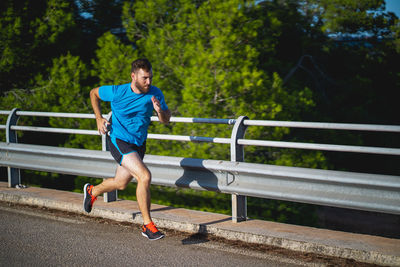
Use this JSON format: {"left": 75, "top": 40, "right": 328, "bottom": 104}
{"left": 119, "top": 152, "right": 153, "bottom": 225}
{"left": 84, "top": 152, "right": 162, "bottom": 239}
{"left": 91, "top": 165, "right": 132, "bottom": 197}
{"left": 91, "top": 152, "right": 152, "bottom": 225}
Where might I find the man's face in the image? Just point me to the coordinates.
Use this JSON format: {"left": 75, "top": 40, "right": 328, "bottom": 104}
{"left": 132, "top": 68, "right": 153, "bottom": 93}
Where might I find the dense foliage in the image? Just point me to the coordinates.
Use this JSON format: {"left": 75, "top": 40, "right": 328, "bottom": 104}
{"left": 1, "top": 0, "right": 399, "bottom": 225}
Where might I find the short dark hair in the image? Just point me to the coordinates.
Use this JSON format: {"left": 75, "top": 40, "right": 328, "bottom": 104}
{"left": 131, "top": 58, "right": 152, "bottom": 73}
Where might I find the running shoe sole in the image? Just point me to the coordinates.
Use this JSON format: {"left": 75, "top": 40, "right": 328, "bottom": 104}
{"left": 83, "top": 183, "right": 92, "bottom": 213}
{"left": 141, "top": 231, "right": 165, "bottom": 241}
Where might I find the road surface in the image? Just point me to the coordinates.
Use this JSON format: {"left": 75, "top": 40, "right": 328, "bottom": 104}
{"left": 0, "top": 202, "right": 372, "bottom": 266}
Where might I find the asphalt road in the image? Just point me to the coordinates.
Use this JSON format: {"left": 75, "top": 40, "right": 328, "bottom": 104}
{"left": 0, "top": 203, "right": 306, "bottom": 267}
{"left": 0, "top": 202, "right": 373, "bottom": 267}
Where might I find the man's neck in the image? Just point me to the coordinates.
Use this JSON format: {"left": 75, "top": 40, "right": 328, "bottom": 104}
{"left": 130, "top": 82, "right": 141, "bottom": 94}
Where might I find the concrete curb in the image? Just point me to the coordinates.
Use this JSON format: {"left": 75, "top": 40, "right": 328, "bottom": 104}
{"left": 0, "top": 183, "right": 399, "bottom": 266}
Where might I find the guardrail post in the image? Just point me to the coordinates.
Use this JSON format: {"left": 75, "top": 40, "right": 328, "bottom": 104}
{"left": 230, "top": 116, "right": 249, "bottom": 222}
{"left": 102, "top": 112, "right": 117, "bottom": 202}
{"left": 6, "top": 108, "right": 21, "bottom": 187}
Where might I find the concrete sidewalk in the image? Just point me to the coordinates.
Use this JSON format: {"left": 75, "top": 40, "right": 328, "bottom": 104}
{"left": 0, "top": 181, "right": 399, "bottom": 266}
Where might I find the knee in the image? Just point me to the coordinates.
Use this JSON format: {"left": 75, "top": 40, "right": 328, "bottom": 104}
{"left": 117, "top": 183, "right": 128, "bottom": 191}
{"left": 115, "top": 180, "right": 130, "bottom": 191}
{"left": 138, "top": 171, "right": 151, "bottom": 186}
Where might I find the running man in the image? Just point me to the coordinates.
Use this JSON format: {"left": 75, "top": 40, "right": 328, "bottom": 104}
{"left": 84, "top": 58, "right": 171, "bottom": 240}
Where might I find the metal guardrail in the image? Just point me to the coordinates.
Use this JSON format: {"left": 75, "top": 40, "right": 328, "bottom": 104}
{"left": 1, "top": 142, "right": 399, "bottom": 215}
{"left": 0, "top": 109, "right": 400, "bottom": 221}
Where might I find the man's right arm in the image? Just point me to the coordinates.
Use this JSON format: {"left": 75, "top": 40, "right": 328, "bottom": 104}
{"left": 90, "top": 87, "right": 109, "bottom": 135}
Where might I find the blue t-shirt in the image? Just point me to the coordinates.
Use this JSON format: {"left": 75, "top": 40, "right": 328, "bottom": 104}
{"left": 99, "top": 83, "right": 168, "bottom": 146}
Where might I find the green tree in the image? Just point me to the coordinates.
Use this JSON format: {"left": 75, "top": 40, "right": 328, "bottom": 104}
{"left": 74, "top": 0, "right": 126, "bottom": 62}
{"left": 122, "top": 0, "right": 317, "bottom": 166}
{"left": 276, "top": 0, "right": 400, "bottom": 175}
{"left": 0, "top": 0, "right": 77, "bottom": 91}
{"left": 295, "top": 0, "right": 400, "bottom": 125}
{"left": 92, "top": 32, "right": 137, "bottom": 86}
{"left": 1, "top": 54, "right": 96, "bottom": 147}
{"left": 0, "top": 0, "right": 127, "bottom": 93}
{"left": 2, "top": 54, "right": 90, "bottom": 112}
{"left": 303, "top": 0, "right": 396, "bottom": 37}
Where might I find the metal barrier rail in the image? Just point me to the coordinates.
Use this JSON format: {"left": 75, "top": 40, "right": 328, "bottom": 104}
{"left": 1, "top": 142, "right": 399, "bottom": 215}
{"left": 1, "top": 109, "right": 249, "bottom": 221}
{"left": 1, "top": 109, "right": 400, "bottom": 221}
{"left": 2, "top": 110, "right": 399, "bottom": 154}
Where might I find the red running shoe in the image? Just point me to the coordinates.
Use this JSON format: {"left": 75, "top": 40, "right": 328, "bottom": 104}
{"left": 83, "top": 183, "right": 97, "bottom": 213}
{"left": 142, "top": 222, "right": 165, "bottom": 240}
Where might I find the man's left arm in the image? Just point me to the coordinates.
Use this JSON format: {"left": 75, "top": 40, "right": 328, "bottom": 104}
{"left": 151, "top": 96, "right": 171, "bottom": 124}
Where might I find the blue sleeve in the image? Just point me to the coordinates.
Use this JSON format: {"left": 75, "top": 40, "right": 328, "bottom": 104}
{"left": 99, "top": 85, "right": 115, "bottom": 102}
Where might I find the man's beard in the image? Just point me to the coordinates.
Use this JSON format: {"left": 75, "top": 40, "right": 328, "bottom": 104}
{"left": 135, "top": 81, "right": 150, "bottom": 93}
